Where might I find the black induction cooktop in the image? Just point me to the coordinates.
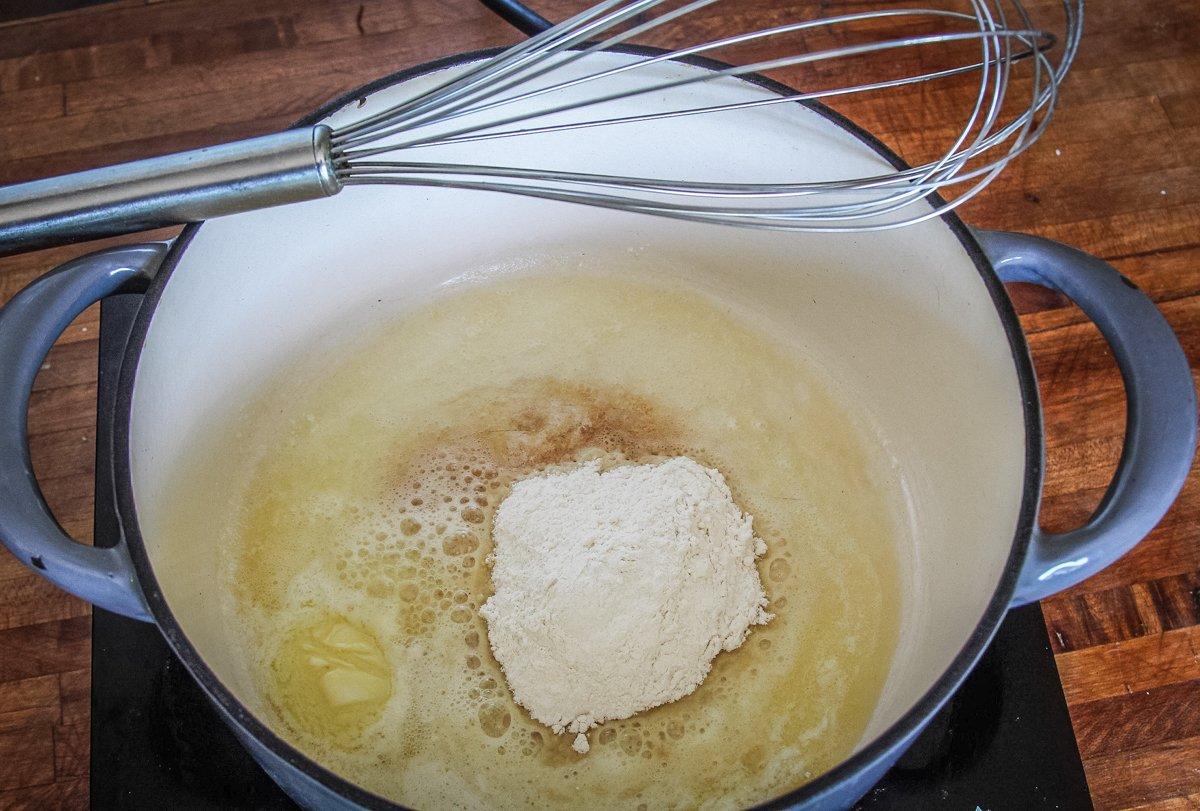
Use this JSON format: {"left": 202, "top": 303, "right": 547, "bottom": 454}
{"left": 89, "top": 292, "right": 1093, "bottom": 810}
{"left": 1, "top": 0, "right": 119, "bottom": 23}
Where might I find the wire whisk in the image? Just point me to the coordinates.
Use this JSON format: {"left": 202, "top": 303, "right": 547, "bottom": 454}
{"left": 0, "top": 0, "right": 1082, "bottom": 255}
{"left": 334, "top": 0, "right": 1080, "bottom": 230}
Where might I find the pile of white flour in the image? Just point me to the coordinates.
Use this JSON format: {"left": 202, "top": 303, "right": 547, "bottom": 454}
{"left": 480, "top": 457, "right": 772, "bottom": 754}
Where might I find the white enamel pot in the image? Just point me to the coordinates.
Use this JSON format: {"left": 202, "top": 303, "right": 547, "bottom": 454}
{"left": 0, "top": 50, "right": 1194, "bottom": 809}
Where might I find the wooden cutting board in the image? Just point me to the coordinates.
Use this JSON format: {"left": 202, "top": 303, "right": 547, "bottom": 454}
{"left": 0, "top": 0, "right": 1196, "bottom": 807}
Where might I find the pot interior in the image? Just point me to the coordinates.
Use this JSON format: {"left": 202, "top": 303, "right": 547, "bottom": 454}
{"left": 125, "top": 53, "right": 1027, "bottom": 798}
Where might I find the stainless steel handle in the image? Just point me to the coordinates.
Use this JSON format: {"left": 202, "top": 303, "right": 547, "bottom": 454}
{"left": 0, "top": 126, "right": 342, "bottom": 257}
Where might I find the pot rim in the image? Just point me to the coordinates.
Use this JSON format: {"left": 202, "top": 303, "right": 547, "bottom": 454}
{"left": 112, "top": 45, "right": 1043, "bottom": 810}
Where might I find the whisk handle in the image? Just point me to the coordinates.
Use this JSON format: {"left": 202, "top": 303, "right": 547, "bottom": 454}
{"left": 0, "top": 126, "right": 341, "bottom": 257}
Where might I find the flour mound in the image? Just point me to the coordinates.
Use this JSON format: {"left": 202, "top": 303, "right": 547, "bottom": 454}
{"left": 480, "top": 457, "right": 771, "bottom": 752}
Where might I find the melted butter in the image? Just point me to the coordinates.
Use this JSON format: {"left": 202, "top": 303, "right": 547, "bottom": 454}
{"left": 220, "top": 273, "right": 902, "bottom": 809}
{"left": 271, "top": 617, "right": 393, "bottom": 746}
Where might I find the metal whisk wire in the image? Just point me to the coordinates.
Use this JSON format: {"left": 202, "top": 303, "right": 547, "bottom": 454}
{"left": 0, "top": 0, "right": 1083, "bottom": 256}
{"left": 331, "top": 0, "right": 1082, "bottom": 231}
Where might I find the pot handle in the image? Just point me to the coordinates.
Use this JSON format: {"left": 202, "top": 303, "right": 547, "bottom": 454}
{"left": 0, "top": 243, "right": 168, "bottom": 621}
{"left": 975, "top": 230, "right": 1197, "bottom": 606}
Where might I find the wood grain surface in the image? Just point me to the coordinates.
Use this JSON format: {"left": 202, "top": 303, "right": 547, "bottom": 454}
{"left": 0, "top": 0, "right": 1197, "bottom": 808}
